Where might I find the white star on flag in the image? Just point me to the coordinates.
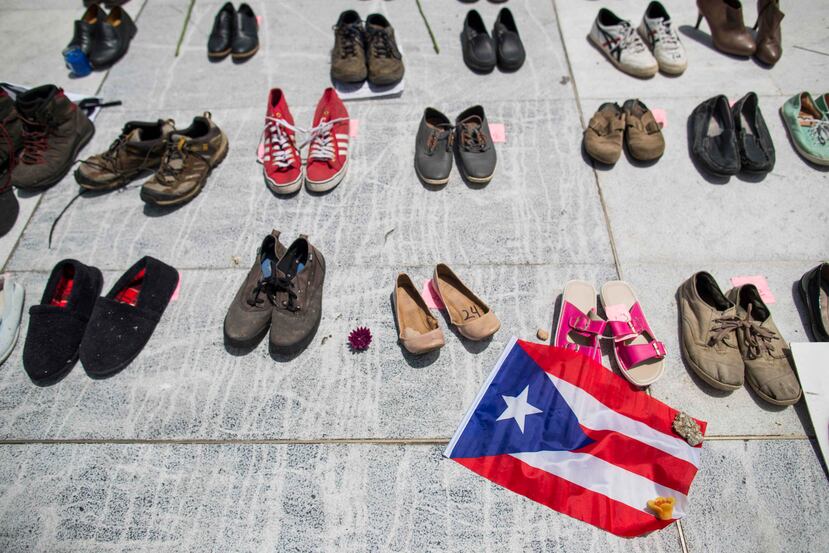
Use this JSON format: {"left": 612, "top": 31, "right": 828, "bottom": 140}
{"left": 496, "top": 385, "right": 542, "bottom": 433}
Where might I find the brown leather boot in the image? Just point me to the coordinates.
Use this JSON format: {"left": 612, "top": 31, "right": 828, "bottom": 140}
{"left": 695, "top": 0, "right": 756, "bottom": 57}
{"left": 753, "top": 0, "right": 784, "bottom": 66}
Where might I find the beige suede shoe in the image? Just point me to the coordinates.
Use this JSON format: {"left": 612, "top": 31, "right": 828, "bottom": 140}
{"left": 393, "top": 273, "right": 445, "bottom": 355}
{"left": 677, "top": 272, "right": 745, "bottom": 391}
{"left": 583, "top": 102, "right": 625, "bottom": 165}
{"left": 622, "top": 99, "right": 665, "bottom": 161}
{"left": 727, "top": 284, "right": 802, "bottom": 406}
{"left": 433, "top": 264, "right": 500, "bottom": 341}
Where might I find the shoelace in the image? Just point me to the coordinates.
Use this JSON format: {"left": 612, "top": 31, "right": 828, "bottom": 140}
{"left": 651, "top": 20, "right": 679, "bottom": 48}
{"left": 426, "top": 125, "right": 454, "bottom": 153}
{"left": 306, "top": 117, "right": 348, "bottom": 162}
{"left": 156, "top": 138, "right": 195, "bottom": 184}
{"left": 803, "top": 117, "right": 829, "bottom": 146}
{"left": 368, "top": 28, "right": 394, "bottom": 58}
{"left": 247, "top": 277, "right": 272, "bottom": 307}
{"left": 709, "top": 305, "right": 778, "bottom": 359}
{"left": 262, "top": 116, "right": 301, "bottom": 170}
{"left": 337, "top": 24, "right": 363, "bottom": 58}
{"left": 619, "top": 23, "right": 646, "bottom": 54}
{"left": 19, "top": 116, "right": 52, "bottom": 165}
{"left": 458, "top": 116, "right": 487, "bottom": 153}
{"left": 274, "top": 273, "right": 299, "bottom": 311}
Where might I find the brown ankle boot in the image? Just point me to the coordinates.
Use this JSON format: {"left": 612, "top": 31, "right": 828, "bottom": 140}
{"left": 753, "top": 0, "right": 784, "bottom": 66}
{"left": 695, "top": 0, "right": 756, "bottom": 57}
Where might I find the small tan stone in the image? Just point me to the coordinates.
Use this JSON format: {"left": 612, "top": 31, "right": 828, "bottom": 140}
{"left": 536, "top": 328, "right": 549, "bottom": 341}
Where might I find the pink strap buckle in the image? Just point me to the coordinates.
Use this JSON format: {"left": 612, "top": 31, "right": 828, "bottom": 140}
{"left": 569, "top": 314, "right": 606, "bottom": 336}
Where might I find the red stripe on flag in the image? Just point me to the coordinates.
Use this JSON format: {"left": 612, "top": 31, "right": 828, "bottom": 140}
{"left": 577, "top": 428, "right": 698, "bottom": 495}
{"left": 517, "top": 341, "right": 707, "bottom": 440}
{"left": 455, "top": 454, "right": 672, "bottom": 537}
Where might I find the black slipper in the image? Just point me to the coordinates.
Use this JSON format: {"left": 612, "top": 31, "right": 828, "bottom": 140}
{"left": 23, "top": 259, "right": 103, "bottom": 385}
{"left": 80, "top": 256, "right": 178, "bottom": 378}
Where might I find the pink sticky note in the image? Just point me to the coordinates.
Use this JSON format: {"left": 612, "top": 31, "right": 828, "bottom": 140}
{"left": 730, "top": 275, "right": 776, "bottom": 304}
{"left": 651, "top": 108, "right": 667, "bottom": 129}
{"left": 349, "top": 119, "right": 360, "bottom": 137}
{"left": 603, "top": 303, "right": 630, "bottom": 322}
{"left": 170, "top": 274, "right": 181, "bottom": 302}
{"left": 256, "top": 15, "right": 263, "bottom": 26}
{"left": 256, "top": 141, "right": 265, "bottom": 163}
{"left": 489, "top": 123, "right": 506, "bottom": 143}
{"left": 421, "top": 279, "right": 445, "bottom": 310}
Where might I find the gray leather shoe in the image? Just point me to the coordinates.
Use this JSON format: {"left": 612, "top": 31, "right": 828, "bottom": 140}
{"left": 414, "top": 108, "right": 454, "bottom": 186}
{"left": 455, "top": 105, "right": 497, "bottom": 184}
{"left": 0, "top": 275, "right": 25, "bottom": 365}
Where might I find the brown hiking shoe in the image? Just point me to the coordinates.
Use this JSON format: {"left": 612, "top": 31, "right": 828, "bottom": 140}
{"left": 365, "top": 13, "right": 404, "bottom": 86}
{"left": 223, "top": 230, "right": 287, "bottom": 349}
{"left": 0, "top": 89, "right": 23, "bottom": 180}
{"left": 622, "top": 99, "right": 664, "bottom": 161}
{"left": 678, "top": 272, "right": 745, "bottom": 391}
{"left": 727, "top": 284, "right": 802, "bottom": 406}
{"left": 140, "top": 112, "right": 228, "bottom": 206}
{"left": 583, "top": 102, "right": 625, "bottom": 165}
{"left": 75, "top": 119, "right": 175, "bottom": 191}
{"left": 331, "top": 10, "right": 367, "bottom": 83}
{"left": 10, "top": 85, "right": 94, "bottom": 190}
{"left": 269, "top": 235, "right": 325, "bottom": 355}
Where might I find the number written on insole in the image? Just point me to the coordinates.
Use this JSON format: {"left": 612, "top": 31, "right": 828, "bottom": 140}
{"left": 462, "top": 305, "right": 481, "bottom": 321}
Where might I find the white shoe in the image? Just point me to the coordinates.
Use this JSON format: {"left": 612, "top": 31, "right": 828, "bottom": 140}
{"left": 589, "top": 8, "right": 658, "bottom": 78}
{"left": 638, "top": 1, "right": 687, "bottom": 75}
{"left": 0, "top": 275, "right": 24, "bottom": 366}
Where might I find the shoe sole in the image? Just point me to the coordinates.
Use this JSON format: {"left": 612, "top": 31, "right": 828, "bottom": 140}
{"left": 780, "top": 107, "right": 829, "bottom": 166}
{"left": 265, "top": 170, "right": 303, "bottom": 195}
{"left": 140, "top": 136, "right": 229, "bottom": 206}
{"left": 457, "top": 160, "right": 494, "bottom": 185}
{"left": 414, "top": 162, "right": 449, "bottom": 186}
{"left": 231, "top": 44, "right": 259, "bottom": 61}
{"left": 306, "top": 159, "right": 348, "bottom": 193}
{"left": 14, "top": 119, "right": 95, "bottom": 191}
{"left": 588, "top": 33, "right": 658, "bottom": 79}
{"left": 209, "top": 48, "right": 232, "bottom": 59}
{"left": 75, "top": 167, "right": 150, "bottom": 191}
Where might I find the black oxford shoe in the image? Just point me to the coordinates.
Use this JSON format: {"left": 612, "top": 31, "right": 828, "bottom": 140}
{"left": 208, "top": 2, "right": 235, "bottom": 59}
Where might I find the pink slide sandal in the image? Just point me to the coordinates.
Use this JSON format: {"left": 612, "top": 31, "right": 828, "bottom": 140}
{"left": 554, "top": 280, "right": 607, "bottom": 363}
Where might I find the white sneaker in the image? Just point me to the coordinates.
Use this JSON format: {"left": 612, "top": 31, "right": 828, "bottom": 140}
{"left": 589, "top": 8, "right": 658, "bottom": 78}
{"left": 638, "top": 1, "right": 687, "bottom": 75}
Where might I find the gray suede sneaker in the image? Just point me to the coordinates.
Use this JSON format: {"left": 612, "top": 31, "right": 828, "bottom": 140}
{"left": 455, "top": 105, "right": 496, "bottom": 185}
{"left": 414, "top": 107, "right": 454, "bottom": 186}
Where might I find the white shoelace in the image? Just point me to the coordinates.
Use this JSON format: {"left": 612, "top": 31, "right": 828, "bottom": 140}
{"left": 651, "top": 20, "right": 679, "bottom": 49}
{"left": 804, "top": 117, "right": 829, "bottom": 145}
{"left": 619, "top": 24, "right": 646, "bottom": 54}
{"left": 305, "top": 117, "right": 349, "bottom": 162}
{"left": 262, "top": 116, "right": 301, "bottom": 169}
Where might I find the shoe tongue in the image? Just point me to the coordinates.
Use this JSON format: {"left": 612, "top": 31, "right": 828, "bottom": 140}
{"left": 17, "top": 86, "right": 58, "bottom": 117}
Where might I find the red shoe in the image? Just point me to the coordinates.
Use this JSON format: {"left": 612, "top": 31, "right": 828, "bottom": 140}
{"left": 305, "top": 88, "right": 349, "bottom": 193}
{"left": 262, "top": 88, "right": 302, "bottom": 194}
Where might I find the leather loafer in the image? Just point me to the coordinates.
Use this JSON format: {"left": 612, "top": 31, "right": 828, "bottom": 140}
{"left": 88, "top": 6, "right": 137, "bottom": 68}
{"left": 208, "top": 2, "right": 235, "bottom": 59}
{"left": 731, "top": 92, "right": 775, "bottom": 173}
{"left": 232, "top": 3, "right": 259, "bottom": 60}
{"left": 414, "top": 107, "right": 454, "bottom": 186}
{"left": 799, "top": 262, "right": 829, "bottom": 342}
{"left": 690, "top": 95, "right": 740, "bottom": 176}
{"left": 462, "top": 10, "right": 496, "bottom": 72}
{"left": 492, "top": 8, "right": 525, "bottom": 71}
{"left": 64, "top": 3, "right": 106, "bottom": 56}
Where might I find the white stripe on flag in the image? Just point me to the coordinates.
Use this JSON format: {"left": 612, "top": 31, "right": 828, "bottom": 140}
{"left": 511, "top": 450, "right": 689, "bottom": 517}
{"left": 547, "top": 373, "right": 701, "bottom": 468}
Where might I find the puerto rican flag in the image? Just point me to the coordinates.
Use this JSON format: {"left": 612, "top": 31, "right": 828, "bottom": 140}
{"left": 445, "top": 338, "right": 706, "bottom": 537}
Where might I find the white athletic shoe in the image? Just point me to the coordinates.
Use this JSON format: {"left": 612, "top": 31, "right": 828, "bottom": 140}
{"left": 638, "top": 1, "right": 687, "bottom": 75}
{"left": 589, "top": 8, "right": 658, "bottom": 78}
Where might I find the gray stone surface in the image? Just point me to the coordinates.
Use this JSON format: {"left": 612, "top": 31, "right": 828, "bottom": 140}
{"left": 0, "top": 443, "right": 684, "bottom": 553}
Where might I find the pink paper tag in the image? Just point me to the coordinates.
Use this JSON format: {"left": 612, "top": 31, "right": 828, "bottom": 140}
{"left": 256, "top": 141, "right": 265, "bottom": 163}
{"left": 603, "top": 303, "right": 630, "bottom": 322}
{"left": 349, "top": 119, "right": 359, "bottom": 137}
{"left": 421, "top": 279, "right": 445, "bottom": 310}
{"left": 730, "top": 275, "right": 776, "bottom": 304}
{"left": 256, "top": 15, "right": 263, "bottom": 26}
{"left": 170, "top": 274, "right": 181, "bottom": 302}
{"left": 489, "top": 123, "right": 506, "bottom": 143}
{"left": 651, "top": 108, "right": 667, "bottom": 129}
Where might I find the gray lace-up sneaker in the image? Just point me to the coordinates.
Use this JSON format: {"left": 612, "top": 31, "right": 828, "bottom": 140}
{"left": 455, "top": 105, "right": 496, "bottom": 184}
{"left": 414, "top": 107, "right": 454, "bottom": 186}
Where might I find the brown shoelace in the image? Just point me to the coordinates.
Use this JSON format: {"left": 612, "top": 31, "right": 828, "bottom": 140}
{"left": 459, "top": 116, "right": 487, "bottom": 153}
{"left": 426, "top": 125, "right": 453, "bottom": 153}
{"left": 19, "top": 116, "right": 52, "bottom": 165}
{"left": 709, "top": 304, "right": 778, "bottom": 359}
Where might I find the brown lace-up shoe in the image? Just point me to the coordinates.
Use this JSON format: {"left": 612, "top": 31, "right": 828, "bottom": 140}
{"left": 727, "top": 284, "right": 802, "bottom": 406}
{"left": 583, "top": 102, "right": 625, "bottom": 165}
{"left": 331, "top": 10, "right": 367, "bottom": 83}
{"left": 365, "top": 14, "right": 404, "bottom": 86}
{"left": 678, "top": 272, "right": 745, "bottom": 390}
{"left": 76, "top": 119, "right": 175, "bottom": 191}
{"left": 269, "top": 235, "right": 325, "bottom": 355}
{"left": 140, "top": 113, "right": 228, "bottom": 206}
{"left": 11, "top": 85, "right": 94, "bottom": 190}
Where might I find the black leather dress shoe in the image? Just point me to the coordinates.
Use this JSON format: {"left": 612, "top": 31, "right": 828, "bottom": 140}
{"left": 799, "top": 262, "right": 829, "bottom": 342}
{"left": 208, "top": 2, "right": 235, "bottom": 58}
{"left": 232, "top": 3, "right": 259, "bottom": 60}
{"left": 64, "top": 3, "right": 106, "bottom": 55}
{"left": 462, "top": 10, "right": 496, "bottom": 72}
{"left": 88, "top": 6, "right": 137, "bottom": 68}
{"left": 492, "top": 8, "right": 525, "bottom": 71}
{"left": 690, "top": 95, "right": 740, "bottom": 176}
{"left": 414, "top": 108, "right": 454, "bottom": 186}
{"left": 731, "top": 92, "right": 775, "bottom": 173}
{"left": 455, "top": 105, "right": 497, "bottom": 184}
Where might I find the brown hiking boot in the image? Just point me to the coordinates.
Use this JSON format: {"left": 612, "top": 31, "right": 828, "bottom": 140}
{"left": 0, "top": 89, "right": 23, "bottom": 236}
{"left": 583, "top": 102, "right": 625, "bottom": 165}
{"left": 10, "top": 85, "right": 94, "bottom": 190}
{"left": 365, "top": 13, "right": 404, "bottom": 86}
{"left": 75, "top": 119, "right": 176, "bottom": 191}
{"left": 223, "top": 230, "right": 287, "bottom": 349}
{"left": 622, "top": 99, "right": 664, "bottom": 161}
{"left": 269, "top": 235, "right": 325, "bottom": 355}
{"left": 331, "top": 10, "right": 367, "bottom": 83}
{"left": 677, "top": 272, "right": 745, "bottom": 391}
{"left": 727, "top": 284, "right": 802, "bottom": 406}
{"left": 140, "top": 112, "right": 228, "bottom": 206}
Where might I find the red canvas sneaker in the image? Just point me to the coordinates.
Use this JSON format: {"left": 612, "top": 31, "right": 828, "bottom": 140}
{"left": 305, "top": 88, "right": 349, "bottom": 193}
{"left": 262, "top": 88, "right": 302, "bottom": 194}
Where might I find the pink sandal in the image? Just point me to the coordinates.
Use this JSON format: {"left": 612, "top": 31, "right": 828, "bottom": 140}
{"left": 554, "top": 280, "right": 606, "bottom": 363}
{"left": 600, "top": 281, "right": 666, "bottom": 386}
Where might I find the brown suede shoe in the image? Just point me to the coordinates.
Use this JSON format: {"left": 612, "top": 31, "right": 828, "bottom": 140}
{"left": 622, "top": 99, "right": 665, "bottom": 161}
{"left": 393, "top": 273, "right": 445, "bottom": 355}
{"left": 678, "top": 272, "right": 745, "bottom": 390}
{"left": 727, "top": 284, "right": 802, "bottom": 406}
{"left": 365, "top": 14, "right": 404, "bottom": 86}
{"left": 76, "top": 119, "right": 175, "bottom": 191}
{"left": 583, "top": 102, "right": 625, "bottom": 165}
{"left": 331, "top": 10, "right": 367, "bottom": 83}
